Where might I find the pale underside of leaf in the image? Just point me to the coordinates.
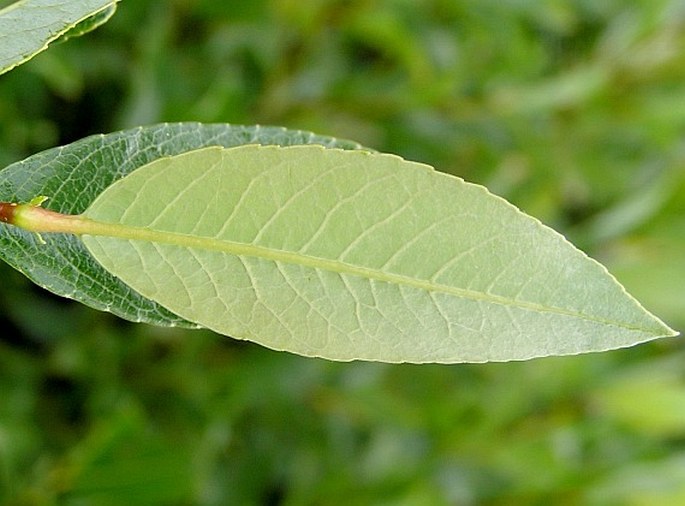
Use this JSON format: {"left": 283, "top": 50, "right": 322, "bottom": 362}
{"left": 81, "top": 145, "right": 676, "bottom": 363}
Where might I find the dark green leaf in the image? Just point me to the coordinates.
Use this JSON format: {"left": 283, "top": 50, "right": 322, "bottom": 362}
{"left": 0, "top": 123, "right": 362, "bottom": 327}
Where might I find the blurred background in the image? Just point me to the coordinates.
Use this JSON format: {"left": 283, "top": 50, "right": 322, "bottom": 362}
{"left": 1, "top": 0, "right": 684, "bottom": 504}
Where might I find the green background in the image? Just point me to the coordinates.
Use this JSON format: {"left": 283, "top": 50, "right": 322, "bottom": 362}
{"left": 1, "top": 0, "right": 683, "bottom": 504}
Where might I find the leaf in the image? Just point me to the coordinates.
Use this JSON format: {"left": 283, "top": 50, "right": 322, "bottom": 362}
{"left": 72, "top": 145, "right": 675, "bottom": 363}
{"left": 0, "top": 123, "right": 364, "bottom": 327}
{"left": 0, "top": 0, "right": 118, "bottom": 76}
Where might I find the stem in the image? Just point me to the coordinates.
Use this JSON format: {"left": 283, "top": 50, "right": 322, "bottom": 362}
{"left": 1, "top": 201, "right": 93, "bottom": 235}
{"left": 0, "top": 202, "right": 17, "bottom": 224}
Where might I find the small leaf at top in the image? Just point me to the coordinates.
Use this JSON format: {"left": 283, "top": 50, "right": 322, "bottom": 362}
{"left": 71, "top": 145, "right": 676, "bottom": 363}
{"left": 0, "top": 0, "right": 118, "bottom": 75}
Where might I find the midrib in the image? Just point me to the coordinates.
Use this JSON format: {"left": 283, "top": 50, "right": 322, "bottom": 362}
{"left": 76, "top": 215, "right": 652, "bottom": 334}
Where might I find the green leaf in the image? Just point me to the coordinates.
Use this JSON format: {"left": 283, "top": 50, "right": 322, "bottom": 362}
{"left": 0, "top": 0, "right": 118, "bottom": 76}
{"left": 73, "top": 145, "right": 675, "bottom": 363}
{"left": 0, "top": 123, "right": 364, "bottom": 327}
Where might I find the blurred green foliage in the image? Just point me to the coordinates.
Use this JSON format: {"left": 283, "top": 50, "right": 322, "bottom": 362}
{"left": 0, "top": 0, "right": 683, "bottom": 504}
